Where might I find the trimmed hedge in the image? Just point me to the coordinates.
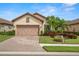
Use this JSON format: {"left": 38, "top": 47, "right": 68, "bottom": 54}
{"left": 0, "top": 30, "right": 15, "bottom": 35}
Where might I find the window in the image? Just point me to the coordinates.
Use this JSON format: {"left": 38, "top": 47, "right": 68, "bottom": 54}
{"left": 26, "top": 17, "right": 30, "bottom": 23}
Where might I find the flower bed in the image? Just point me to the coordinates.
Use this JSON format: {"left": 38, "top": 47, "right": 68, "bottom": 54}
{"left": 43, "top": 31, "right": 77, "bottom": 39}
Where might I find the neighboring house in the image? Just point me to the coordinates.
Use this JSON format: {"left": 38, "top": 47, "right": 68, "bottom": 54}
{"left": 0, "top": 18, "right": 13, "bottom": 32}
{"left": 67, "top": 19, "right": 79, "bottom": 32}
{"left": 12, "top": 13, "right": 46, "bottom": 36}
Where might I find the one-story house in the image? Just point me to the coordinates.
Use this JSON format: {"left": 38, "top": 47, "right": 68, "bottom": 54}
{"left": 0, "top": 18, "right": 13, "bottom": 32}
{"left": 12, "top": 12, "right": 79, "bottom": 36}
{"left": 12, "top": 13, "right": 46, "bottom": 36}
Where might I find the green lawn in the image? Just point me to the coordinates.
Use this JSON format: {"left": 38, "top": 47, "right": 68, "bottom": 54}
{"left": 43, "top": 46, "right": 79, "bottom": 52}
{"left": 65, "top": 38, "right": 79, "bottom": 44}
{"left": 0, "top": 35, "right": 13, "bottom": 42}
{"left": 39, "top": 36, "right": 79, "bottom": 44}
{"left": 39, "top": 36, "right": 61, "bottom": 44}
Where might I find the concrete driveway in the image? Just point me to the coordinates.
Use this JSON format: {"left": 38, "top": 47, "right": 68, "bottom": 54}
{"left": 0, "top": 36, "right": 45, "bottom": 52}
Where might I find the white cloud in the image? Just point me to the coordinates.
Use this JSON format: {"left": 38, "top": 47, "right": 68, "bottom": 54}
{"left": 41, "top": 6, "right": 55, "bottom": 12}
{"left": 62, "top": 3, "right": 76, "bottom": 12}
{"left": 63, "top": 3, "right": 77, "bottom": 7}
{"left": 64, "top": 7, "right": 75, "bottom": 12}
{"left": 39, "top": 6, "right": 56, "bottom": 16}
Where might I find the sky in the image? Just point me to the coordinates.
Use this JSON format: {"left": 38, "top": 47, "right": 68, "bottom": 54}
{"left": 0, "top": 3, "right": 79, "bottom": 21}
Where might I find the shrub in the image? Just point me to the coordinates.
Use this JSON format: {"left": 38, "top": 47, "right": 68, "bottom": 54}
{"left": 43, "top": 31, "right": 77, "bottom": 39}
{"left": 63, "top": 31, "right": 79, "bottom": 36}
{"left": 0, "top": 30, "right": 15, "bottom": 35}
{"left": 60, "top": 33, "right": 77, "bottom": 39}
{"left": 66, "top": 34, "right": 77, "bottom": 39}
{"left": 43, "top": 31, "right": 57, "bottom": 37}
{"left": 73, "top": 32, "right": 79, "bottom": 35}
{"left": 53, "top": 35, "right": 63, "bottom": 42}
{"left": 53, "top": 38, "right": 62, "bottom": 42}
{"left": 47, "top": 32, "right": 56, "bottom": 36}
{"left": 56, "top": 32, "right": 77, "bottom": 39}
{"left": 42, "top": 32, "right": 48, "bottom": 36}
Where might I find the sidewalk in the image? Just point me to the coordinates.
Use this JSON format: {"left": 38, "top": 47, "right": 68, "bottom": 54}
{"left": 40, "top": 44, "right": 79, "bottom": 47}
{"left": 0, "top": 52, "right": 79, "bottom": 56}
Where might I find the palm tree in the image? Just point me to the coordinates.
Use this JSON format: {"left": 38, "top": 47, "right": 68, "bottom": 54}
{"left": 46, "top": 16, "right": 68, "bottom": 43}
{"left": 46, "top": 16, "right": 53, "bottom": 31}
{"left": 57, "top": 18, "right": 67, "bottom": 43}
{"left": 46, "top": 16, "right": 59, "bottom": 32}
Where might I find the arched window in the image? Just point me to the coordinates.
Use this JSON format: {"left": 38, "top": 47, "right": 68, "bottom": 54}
{"left": 26, "top": 17, "right": 30, "bottom": 23}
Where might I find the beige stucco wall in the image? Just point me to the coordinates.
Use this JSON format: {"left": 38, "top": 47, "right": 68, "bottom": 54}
{"left": 33, "top": 14, "right": 47, "bottom": 34}
{"left": 68, "top": 24, "right": 79, "bottom": 32}
{"left": 33, "top": 14, "right": 46, "bottom": 33}
{"left": 13, "top": 14, "right": 45, "bottom": 34}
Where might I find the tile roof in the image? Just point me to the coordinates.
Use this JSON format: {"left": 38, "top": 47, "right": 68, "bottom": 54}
{"left": 0, "top": 18, "right": 13, "bottom": 25}
{"left": 12, "top": 12, "right": 46, "bottom": 22}
{"left": 67, "top": 18, "right": 79, "bottom": 25}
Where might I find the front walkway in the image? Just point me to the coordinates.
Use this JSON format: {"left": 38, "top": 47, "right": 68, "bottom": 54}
{"left": 0, "top": 36, "right": 45, "bottom": 52}
{"left": 40, "top": 44, "right": 79, "bottom": 47}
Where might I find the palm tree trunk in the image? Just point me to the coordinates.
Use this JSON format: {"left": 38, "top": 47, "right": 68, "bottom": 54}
{"left": 50, "top": 26, "right": 53, "bottom": 31}
{"left": 61, "top": 35, "right": 64, "bottom": 43}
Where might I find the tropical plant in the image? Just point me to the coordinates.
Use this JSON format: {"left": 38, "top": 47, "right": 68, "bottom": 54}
{"left": 46, "top": 16, "right": 59, "bottom": 32}
{"left": 46, "top": 16, "right": 68, "bottom": 43}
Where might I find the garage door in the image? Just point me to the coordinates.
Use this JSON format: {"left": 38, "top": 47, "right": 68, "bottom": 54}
{"left": 16, "top": 25, "right": 39, "bottom": 36}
